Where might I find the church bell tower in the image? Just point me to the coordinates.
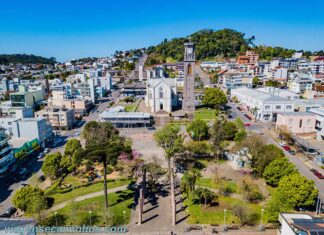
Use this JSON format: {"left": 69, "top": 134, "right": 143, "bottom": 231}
{"left": 182, "top": 40, "right": 195, "bottom": 112}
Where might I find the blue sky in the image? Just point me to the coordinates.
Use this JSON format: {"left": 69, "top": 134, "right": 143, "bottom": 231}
{"left": 0, "top": 0, "right": 323, "bottom": 62}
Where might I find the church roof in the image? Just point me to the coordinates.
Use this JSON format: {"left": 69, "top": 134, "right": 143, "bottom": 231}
{"left": 147, "top": 78, "right": 176, "bottom": 88}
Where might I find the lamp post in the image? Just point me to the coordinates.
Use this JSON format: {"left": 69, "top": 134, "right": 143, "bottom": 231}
{"left": 223, "top": 209, "right": 227, "bottom": 231}
{"left": 89, "top": 211, "right": 92, "bottom": 226}
{"left": 261, "top": 208, "right": 264, "bottom": 226}
{"left": 123, "top": 210, "right": 126, "bottom": 225}
{"left": 54, "top": 211, "right": 58, "bottom": 227}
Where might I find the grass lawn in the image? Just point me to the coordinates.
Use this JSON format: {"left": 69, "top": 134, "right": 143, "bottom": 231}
{"left": 55, "top": 189, "right": 134, "bottom": 226}
{"left": 51, "top": 180, "right": 131, "bottom": 205}
{"left": 196, "top": 178, "right": 239, "bottom": 194}
{"left": 184, "top": 196, "right": 268, "bottom": 225}
{"left": 195, "top": 108, "right": 217, "bottom": 120}
{"left": 62, "top": 175, "right": 83, "bottom": 187}
{"left": 124, "top": 104, "right": 136, "bottom": 112}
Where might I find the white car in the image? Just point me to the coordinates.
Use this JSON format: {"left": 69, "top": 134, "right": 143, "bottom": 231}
{"left": 279, "top": 141, "right": 287, "bottom": 147}
{"left": 37, "top": 153, "right": 45, "bottom": 159}
{"left": 43, "top": 148, "right": 50, "bottom": 154}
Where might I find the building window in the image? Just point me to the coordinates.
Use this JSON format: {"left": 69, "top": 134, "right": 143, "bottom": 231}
{"left": 276, "top": 105, "right": 281, "bottom": 110}
{"left": 265, "top": 105, "right": 270, "bottom": 110}
{"left": 307, "top": 119, "right": 311, "bottom": 125}
{"left": 299, "top": 119, "right": 303, "bottom": 128}
{"left": 159, "top": 87, "right": 163, "bottom": 98}
{"left": 188, "top": 64, "right": 192, "bottom": 75}
{"left": 286, "top": 105, "right": 292, "bottom": 110}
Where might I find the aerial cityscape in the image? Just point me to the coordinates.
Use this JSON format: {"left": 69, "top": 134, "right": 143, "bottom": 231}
{"left": 0, "top": 1, "right": 324, "bottom": 235}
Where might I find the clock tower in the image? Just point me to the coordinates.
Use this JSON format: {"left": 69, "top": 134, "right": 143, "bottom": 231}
{"left": 182, "top": 41, "right": 195, "bottom": 112}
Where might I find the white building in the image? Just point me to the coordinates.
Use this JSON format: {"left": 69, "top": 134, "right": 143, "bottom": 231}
{"left": 309, "top": 108, "right": 324, "bottom": 141}
{"left": 288, "top": 76, "right": 313, "bottom": 94}
{"left": 222, "top": 72, "right": 253, "bottom": 90}
{"left": 231, "top": 87, "right": 295, "bottom": 121}
{"left": 0, "top": 128, "right": 15, "bottom": 175}
{"left": 145, "top": 78, "right": 178, "bottom": 113}
{"left": 256, "top": 87, "right": 299, "bottom": 100}
{"left": 278, "top": 213, "right": 324, "bottom": 235}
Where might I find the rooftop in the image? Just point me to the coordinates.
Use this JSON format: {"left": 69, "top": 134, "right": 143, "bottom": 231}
{"left": 100, "top": 111, "right": 151, "bottom": 119}
{"left": 232, "top": 87, "right": 293, "bottom": 102}
{"left": 278, "top": 112, "right": 315, "bottom": 116}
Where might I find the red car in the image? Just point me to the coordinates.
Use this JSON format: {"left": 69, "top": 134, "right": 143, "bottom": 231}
{"left": 313, "top": 170, "right": 324, "bottom": 179}
{"left": 244, "top": 123, "right": 251, "bottom": 127}
{"left": 283, "top": 146, "right": 291, "bottom": 151}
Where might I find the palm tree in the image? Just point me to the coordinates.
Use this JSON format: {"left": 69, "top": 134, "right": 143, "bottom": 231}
{"left": 154, "top": 124, "right": 183, "bottom": 225}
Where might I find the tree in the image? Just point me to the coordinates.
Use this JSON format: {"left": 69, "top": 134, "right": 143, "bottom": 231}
{"left": 263, "top": 158, "right": 297, "bottom": 186}
{"left": 81, "top": 121, "right": 131, "bottom": 209}
{"left": 252, "top": 77, "right": 261, "bottom": 88}
{"left": 265, "top": 80, "right": 280, "bottom": 87}
{"left": 210, "top": 119, "right": 227, "bottom": 158}
{"left": 185, "top": 140, "right": 211, "bottom": 156}
{"left": 42, "top": 152, "right": 64, "bottom": 180}
{"left": 64, "top": 139, "right": 81, "bottom": 159}
{"left": 252, "top": 144, "right": 284, "bottom": 176}
{"left": 195, "top": 187, "right": 217, "bottom": 208}
{"left": 202, "top": 88, "right": 227, "bottom": 109}
{"left": 240, "top": 176, "right": 263, "bottom": 203}
{"left": 223, "top": 121, "right": 238, "bottom": 140}
{"left": 186, "top": 119, "right": 209, "bottom": 141}
{"left": 277, "top": 174, "right": 318, "bottom": 209}
{"left": 231, "top": 203, "right": 260, "bottom": 226}
{"left": 143, "top": 159, "right": 166, "bottom": 192}
{"left": 154, "top": 124, "right": 183, "bottom": 225}
{"left": 13, "top": 186, "right": 47, "bottom": 212}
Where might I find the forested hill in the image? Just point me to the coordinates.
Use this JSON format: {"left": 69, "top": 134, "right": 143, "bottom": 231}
{"left": 145, "top": 29, "right": 252, "bottom": 65}
{"left": 145, "top": 28, "right": 305, "bottom": 65}
{"left": 0, "top": 54, "right": 56, "bottom": 64}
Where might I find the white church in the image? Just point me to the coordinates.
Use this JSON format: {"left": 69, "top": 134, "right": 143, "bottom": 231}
{"left": 144, "top": 78, "right": 178, "bottom": 113}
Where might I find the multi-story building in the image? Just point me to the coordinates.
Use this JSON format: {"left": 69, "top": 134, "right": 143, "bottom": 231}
{"left": 288, "top": 76, "right": 313, "bottom": 94}
{"left": 35, "top": 107, "right": 75, "bottom": 130}
{"left": 222, "top": 72, "right": 253, "bottom": 90}
{"left": 0, "top": 128, "right": 15, "bottom": 175}
{"left": 0, "top": 117, "right": 52, "bottom": 147}
{"left": 309, "top": 108, "right": 324, "bottom": 141}
{"left": 9, "top": 85, "right": 44, "bottom": 108}
{"left": 231, "top": 87, "right": 295, "bottom": 121}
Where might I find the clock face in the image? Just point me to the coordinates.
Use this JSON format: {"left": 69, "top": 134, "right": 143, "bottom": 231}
{"left": 187, "top": 48, "right": 193, "bottom": 54}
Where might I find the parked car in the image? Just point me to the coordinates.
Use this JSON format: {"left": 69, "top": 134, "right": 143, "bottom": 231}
{"left": 279, "top": 141, "right": 287, "bottom": 147}
{"left": 288, "top": 150, "right": 296, "bottom": 155}
{"left": 18, "top": 168, "right": 27, "bottom": 176}
{"left": 6, "top": 207, "right": 17, "bottom": 217}
{"left": 43, "top": 148, "right": 50, "bottom": 154}
{"left": 283, "top": 146, "right": 291, "bottom": 151}
{"left": 37, "top": 153, "right": 45, "bottom": 159}
{"left": 38, "top": 175, "right": 46, "bottom": 182}
{"left": 244, "top": 123, "right": 251, "bottom": 127}
{"left": 314, "top": 171, "right": 324, "bottom": 179}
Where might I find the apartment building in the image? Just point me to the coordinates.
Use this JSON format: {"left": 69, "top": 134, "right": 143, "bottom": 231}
{"left": 288, "top": 77, "right": 313, "bottom": 94}
{"left": 231, "top": 87, "right": 295, "bottom": 121}
{"left": 222, "top": 72, "right": 253, "bottom": 90}
{"left": 35, "top": 107, "right": 75, "bottom": 130}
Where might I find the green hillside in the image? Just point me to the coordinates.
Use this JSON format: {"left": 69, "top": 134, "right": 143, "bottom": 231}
{"left": 0, "top": 54, "right": 56, "bottom": 64}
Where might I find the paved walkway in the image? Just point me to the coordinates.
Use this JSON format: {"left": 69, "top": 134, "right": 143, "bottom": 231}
{"left": 49, "top": 185, "right": 128, "bottom": 212}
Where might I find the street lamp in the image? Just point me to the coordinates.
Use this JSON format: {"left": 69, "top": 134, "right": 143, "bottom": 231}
{"left": 260, "top": 208, "right": 264, "bottom": 225}
{"left": 89, "top": 211, "right": 92, "bottom": 226}
{"left": 123, "top": 210, "right": 126, "bottom": 225}
{"left": 223, "top": 209, "right": 227, "bottom": 231}
{"left": 54, "top": 211, "right": 58, "bottom": 227}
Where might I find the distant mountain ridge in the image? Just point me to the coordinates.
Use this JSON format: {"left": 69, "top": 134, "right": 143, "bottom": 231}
{"left": 0, "top": 54, "right": 56, "bottom": 65}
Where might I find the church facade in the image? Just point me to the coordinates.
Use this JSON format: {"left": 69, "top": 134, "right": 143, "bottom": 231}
{"left": 145, "top": 41, "right": 196, "bottom": 114}
{"left": 145, "top": 78, "right": 178, "bottom": 113}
